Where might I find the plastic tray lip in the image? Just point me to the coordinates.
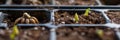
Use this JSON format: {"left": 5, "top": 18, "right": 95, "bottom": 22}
{"left": 53, "top": 9, "right": 101, "bottom": 11}
{"left": 17, "top": 24, "right": 45, "bottom": 26}
{"left": 0, "top": 23, "right": 7, "bottom": 27}
{"left": 16, "top": 23, "right": 120, "bottom": 28}
{"left": 17, "top": 24, "right": 50, "bottom": 28}
{"left": 0, "top": 9, "right": 49, "bottom": 11}
{"left": 105, "top": 9, "right": 120, "bottom": 12}
{"left": 0, "top": 5, "right": 120, "bottom": 7}
{"left": 17, "top": 23, "right": 55, "bottom": 28}
{"left": 53, "top": 9, "right": 120, "bottom": 12}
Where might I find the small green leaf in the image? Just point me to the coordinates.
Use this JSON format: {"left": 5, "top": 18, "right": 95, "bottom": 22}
{"left": 96, "top": 29, "right": 103, "bottom": 38}
{"left": 84, "top": 8, "right": 90, "bottom": 16}
{"left": 10, "top": 25, "right": 19, "bottom": 40}
{"left": 10, "top": 33, "right": 15, "bottom": 40}
{"left": 13, "top": 25, "right": 19, "bottom": 35}
{"left": 74, "top": 13, "right": 79, "bottom": 23}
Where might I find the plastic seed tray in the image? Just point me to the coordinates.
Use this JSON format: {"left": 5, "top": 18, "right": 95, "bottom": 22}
{"left": 0, "top": 0, "right": 120, "bottom": 40}
{"left": 0, "top": 9, "right": 119, "bottom": 40}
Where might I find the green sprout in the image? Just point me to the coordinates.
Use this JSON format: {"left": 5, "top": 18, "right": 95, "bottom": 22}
{"left": 96, "top": 29, "right": 104, "bottom": 38}
{"left": 74, "top": 13, "right": 79, "bottom": 23}
{"left": 10, "top": 25, "right": 19, "bottom": 40}
{"left": 84, "top": 8, "right": 90, "bottom": 16}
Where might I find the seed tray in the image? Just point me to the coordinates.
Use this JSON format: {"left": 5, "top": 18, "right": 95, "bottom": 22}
{"left": 0, "top": 26, "right": 50, "bottom": 40}
{"left": 0, "top": 0, "right": 119, "bottom": 40}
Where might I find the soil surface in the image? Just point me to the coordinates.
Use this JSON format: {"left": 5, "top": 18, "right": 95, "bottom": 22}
{"left": 55, "top": 0, "right": 96, "bottom": 5}
{"left": 56, "top": 27, "right": 117, "bottom": 40}
{"left": 0, "top": 0, "right": 50, "bottom": 5}
{"left": 0, "top": 27, "right": 49, "bottom": 40}
{"left": 54, "top": 11, "right": 105, "bottom": 24}
{"left": 106, "top": 11, "right": 120, "bottom": 24}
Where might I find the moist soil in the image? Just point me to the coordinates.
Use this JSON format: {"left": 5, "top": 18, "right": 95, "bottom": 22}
{"left": 55, "top": 0, "right": 96, "bottom": 5}
{"left": 0, "top": 0, "right": 50, "bottom": 5}
{"left": 54, "top": 11, "right": 106, "bottom": 24}
{"left": 56, "top": 27, "right": 117, "bottom": 40}
{"left": 106, "top": 10, "right": 120, "bottom": 24}
{"left": 2, "top": 11, "right": 50, "bottom": 27}
{"left": 0, "top": 27, "right": 50, "bottom": 40}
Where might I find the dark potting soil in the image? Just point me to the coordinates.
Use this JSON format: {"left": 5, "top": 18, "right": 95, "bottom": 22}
{"left": 56, "top": 27, "right": 117, "bottom": 40}
{"left": 55, "top": 0, "right": 96, "bottom": 5}
{"left": 100, "top": 0, "right": 120, "bottom": 5}
{"left": 54, "top": 11, "right": 105, "bottom": 24}
{"left": 0, "top": 0, "right": 6, "bottom": 4}
{"left": 106, "top": 11, "right": 120, "bottom": 24}
{"left": 0, "top": 27, "right": 50, "bottom": 40}
{"left": 0, "top": 0, "right": 50, "bottom": 5}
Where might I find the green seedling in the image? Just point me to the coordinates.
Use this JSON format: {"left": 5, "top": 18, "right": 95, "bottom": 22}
{"left": 10, "top": 25, "right": 19, "bottom": 40}
{"left": 84, "top": 8, "right": 90, "bottom": 16}
{"left": 74, "top": 13, "right": 79, "bottom": 23}
{"left": 96, "top": 29, "right": 104, "bottom": 38}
